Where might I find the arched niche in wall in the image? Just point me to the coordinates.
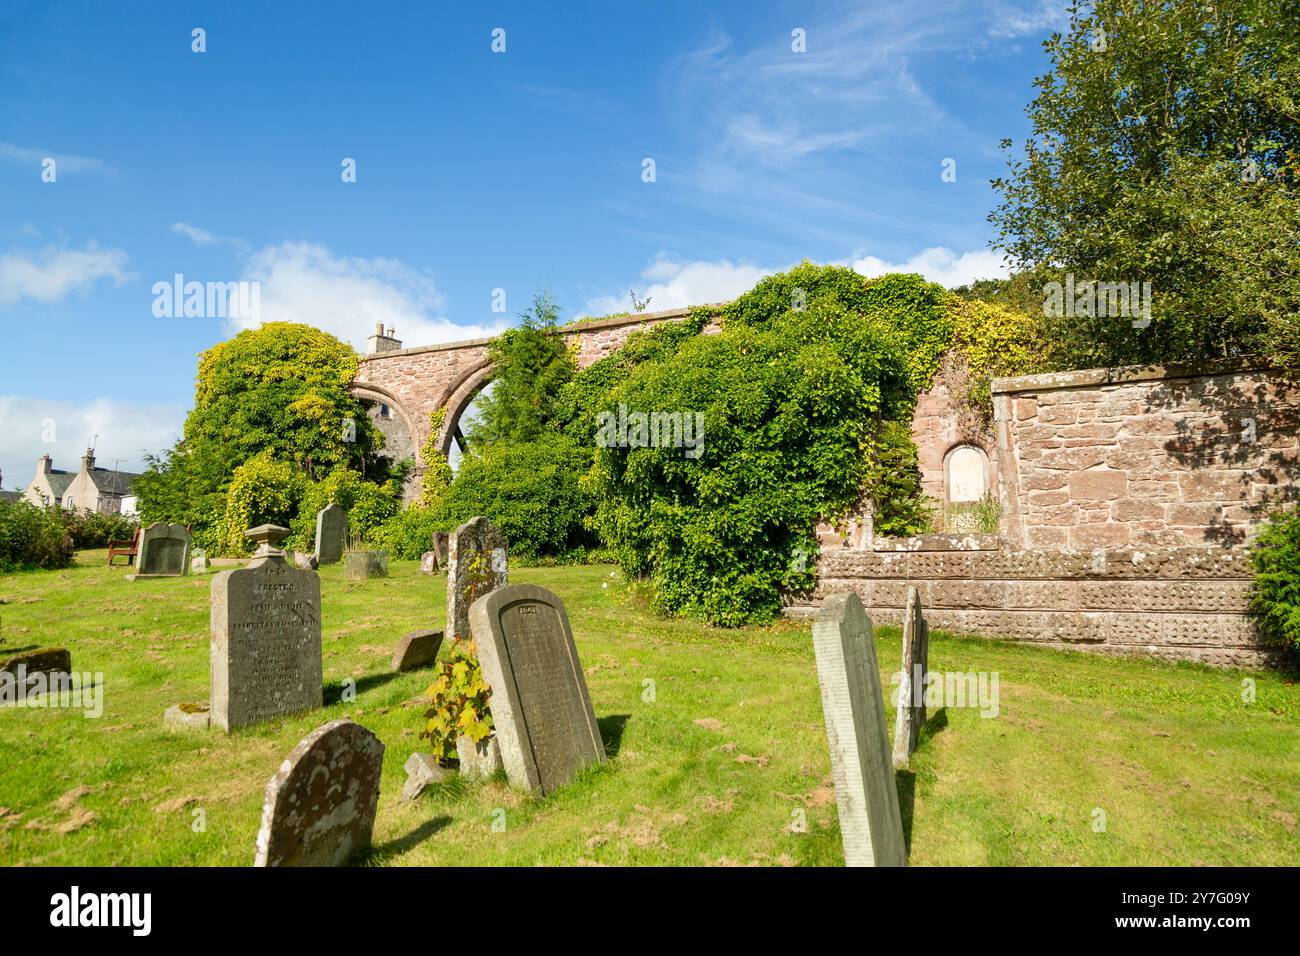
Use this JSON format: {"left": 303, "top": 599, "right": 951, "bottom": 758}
{"left": 944, "top": 444, "right": 990, "bottom": 505}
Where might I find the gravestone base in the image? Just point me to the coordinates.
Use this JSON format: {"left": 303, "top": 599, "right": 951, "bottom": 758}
{"left": 164, "top": 702, "right": 211, "bottom": 730}
{"left": 344, "top": 551, "right": 388, "bottom": 581}
{"left": 456, "top": 734, "right": 504, "bottom": 782}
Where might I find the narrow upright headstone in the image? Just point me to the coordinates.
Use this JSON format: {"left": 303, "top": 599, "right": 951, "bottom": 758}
{"left": 446, "top": 516, "right": 507, "bottom": 642}
{"left": 812, "top": 593, "right": 907, "bottom": 867}
{"left": 469, "top": 584, "right": 603, "bottom": 795}
{"left": 314, "top": 504, "right": 348, "bottom": 565}
{"left": 253, "top": 719, "right": 385, "bottom": 867}
{"left": 136, "top": 522, "right": 192, "bottom": 577}
{"left": 892, "top": 586, "right": 931, "bottom": 769}
{"left": 210, "top": 525, "right": 323, "bottom": 732}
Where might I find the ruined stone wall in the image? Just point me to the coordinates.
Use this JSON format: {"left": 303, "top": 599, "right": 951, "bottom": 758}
{"left": 993, "top": 358, "right": 1300, "bottom": 550}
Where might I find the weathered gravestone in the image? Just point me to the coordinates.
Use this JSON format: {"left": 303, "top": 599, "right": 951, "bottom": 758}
{"left": 253, "top": 719, "right": 384, "bottom": 867}
{"left": 446, "top": 516, "right": 507, "bottom": 642}
{"left": 812, "top": 593, "right": 907, "bottom": 867}
{"left": 344, "top": 549, "right": 387, "bottom": 581}
{"left": 391, "top": 629, "right": 443, "bottom": 672}
{"left": 419, "top": 531, "right": 449, "bottom": 575}
{"left": 892, "top": 586, "right": 931, "bottom": 770}
{"left": 0, "top": 647, "right": 72, "bottom": 698}
{"left": 314, "top": 504, "right": 348, "bottom": 565}
{"left": 136, "top": 522, "right": 191, "bottom": 577}
{"left": 210, "top": 525, "right": 323, "bottom": 732}
{"left": 469, "top": 583, "right": 603, "bottom": 795}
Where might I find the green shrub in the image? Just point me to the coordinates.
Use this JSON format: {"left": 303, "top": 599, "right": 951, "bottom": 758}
{"left": 60, "top": 509, "right": 138, "bottom": 550}
{"left": 286, "top": 467, "right": 403, "bottom": 553}
{"left": 0, "top": 500, "right": 74, "bottom": 572}
{"left": 371, "top": 503, "right": 445, "bottom": 560}
{"left": 219, "top": 454, "right": 306, "bottom": 556}
{"left": 1251, "top": 508, "right": 1300, "bottom": 652}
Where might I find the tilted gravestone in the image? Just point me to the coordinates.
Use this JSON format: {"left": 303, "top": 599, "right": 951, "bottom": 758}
{"left": 391, "top": 629, "right": 443, "bottom": 672}
{"left": 314, "top": 504, "right": 348, "bottom": 565}
{"left": 892, "top": 586, "right": 931, "bottom": 770}
{"left": 812, "top": 593, "right": 907, "bottom": 867}
{"left": 136, "top": 522, "right": 191, "bottom": 577}
{"left": 419, "top": 531, "right": 449, "bottom": 575}
{"left": 446, "top": 516, "right": 507, "bottom": 643}
{"left": 210, "top": 525, "right": 323, "bottom": 732}
{"left": 253, "top": 719, "right": 385, "bottom": 867}
{"left": 469, "top": 583, "right": 603, "bottom": 795}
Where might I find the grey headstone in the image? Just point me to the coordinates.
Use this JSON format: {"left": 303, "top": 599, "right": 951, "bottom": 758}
{"left": 892, "top": 586, "right": 931, "bottom": 769}
{"left": 401, "top": 752, "right": 449, "bottom": 801}
{"left": 469, "top": 583, "right": 603, "bottom": 795}
{"left": 294, "top": 552, "right": 318, "bottom": 571}
{"left": 253, "top": 719, "right": 384, "bottom": 866}
{"left": 419, "top": 551, "right": 438, "bottom": 574}
{"left": 812, "top": 593, "right": 907, "bottom": 867}
{"left": 391, "top": 629, "right": 443, "bottom": 672}
{"left": 136, "top": 522, "right": 192, "bottom": 577}
{"left": 191, "top": 548, "right": 210, "bottom": 573}
{"left": 314, "top": 504, "right": 348, "bottom": 565}
{"left": 446, "top": 517, "right": 508, "bottom": 642}
{"left": 210, "top": 525, "right": 323, "bottom": 732}
{"left": 431, "top": 531, "right": 448, "bottom": 566}
{"left": 456, "top": 734, "right": 504, "bottom": 782}
{"left": 0, "top": 647, "right": 72, "bottom": 697}
{"left": 344, "top": 550, "right": 387, "bottom": 581}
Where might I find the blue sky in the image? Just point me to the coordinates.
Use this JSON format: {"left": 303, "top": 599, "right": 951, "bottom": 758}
{"left": 0, "top": 0, "right": 1072, "bottom": 488}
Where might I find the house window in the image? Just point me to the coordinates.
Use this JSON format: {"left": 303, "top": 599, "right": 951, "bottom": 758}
{"left": 945, "top": 445, "right": 988, "bottom": 504}
{"left": 64, "top": 495, "right": 74, "bottom": 509}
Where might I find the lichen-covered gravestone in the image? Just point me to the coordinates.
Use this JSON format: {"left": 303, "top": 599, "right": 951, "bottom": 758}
{"left": 314, "top": 504, "right": 348, "bottom": 565}
{"left": 253, "top": 719, "right": 385, "bottom": 867}
{"left": 136, "top": 522, "right": 191, "bottom": 577}
{"left": 446, "top": 516, "right": 507, "bottom": 642}
{"left": 210, "top": 525, "right": 323, "bottom": 732}
{"left": 469, "top": 583, "right": 603, "bottom": 795}
{"left": 812, "top": 593, "right": 907, "bottom": 867}
{"left": 419, "top": 531, "right": 449, "bottom": 575}
{"left": 892, "top": 585, "right": 930, "bottom": 769}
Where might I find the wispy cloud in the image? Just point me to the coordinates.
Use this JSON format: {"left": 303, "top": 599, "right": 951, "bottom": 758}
{"left": 0, "top": 141, "right": 112, "bottom": 175}
{"left": 171, "top": 221, "right": 250, "bottom": 253}
{"left": 0, "top": 243, "right": 133, "bottom": 306}
{"left": 230, "top": 241, "right": 509, "bottom": 349}
{"left": 850, "top": 246, "right": 1010, "bottom": 287}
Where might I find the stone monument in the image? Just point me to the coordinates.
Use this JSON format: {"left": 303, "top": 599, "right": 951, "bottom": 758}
{"left": 892, "top": 585, "right": 930, "bottom": 769}
{"left": 446, "top": 516, "right": 507, "bottom": 642}
{"left": 314, "top": 504, "right": 348, "bottom": 565}
{"left": 135, "top": 522, "right": 191, "bottom": 577}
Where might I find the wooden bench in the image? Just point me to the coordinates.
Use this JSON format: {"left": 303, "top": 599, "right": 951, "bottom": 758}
{"left": 107, "top": 528, "right": 141, "bottom": 566}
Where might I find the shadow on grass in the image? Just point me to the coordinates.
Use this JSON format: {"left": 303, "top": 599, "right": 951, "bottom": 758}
{"left": 323, "top": 671, "right": 402, "bottom": 704}
{"left": 921, "top": 707, "right": 949, "bottom": 743}
{"left": 598, "top": 713, "right": 630, "bottom": 758}
{"left": 364, "top": 815, "right": 454, "bottom": 863}
{"left": 0, "top": 644, "right": 41, "bottom": 656}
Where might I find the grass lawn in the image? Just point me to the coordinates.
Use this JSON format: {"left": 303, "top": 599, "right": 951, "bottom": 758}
{"left": 0, "top": 550, "right": 1297, "bottom": 866}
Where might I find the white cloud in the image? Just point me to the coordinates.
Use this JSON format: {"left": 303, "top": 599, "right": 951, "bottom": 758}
{"left": 584, "top": 254, "right": 774, "bottom": 316}
{"left": 230, "top": 242, "right": 509, "bottom": 349}
{"left": 850, "top": 247, "right": 1010, "bottom": 287}
{"left": 0, "top": 243, "right": 132, "bottom": 306}
{"left": 0, "top": 396, "right": 185, "bottom": 494}
{"left": 171, "top": 222, "right": 221, "bottom": 246}
{"left": 988, "top": 0, "right": 1072, "bottom": 38}
{"left": 0, "top": 141, "right": 112, "bottom": 175}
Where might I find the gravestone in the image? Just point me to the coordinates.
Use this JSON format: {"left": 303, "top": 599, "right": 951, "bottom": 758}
{"left": 469, "top": 583, "right": 603, "bottom": 795}
{"left": 253, "top": 719, "right": 384, "bottom": 867}
{"left": 420, "top": 531, "right": 449, "bottom": 575}
{"left": 0, "top": 647, "right": 72, "bottom": 697}
{"left": 812, "top": 593, "right": 907, "bottom": 867}
{"left": 391, "top": 629, "right": 443, "bottom": 672}
{"left": 344, "top": 550, "right": 387, "bottom": 581}
{"left": 210, "top": 525, "right": 323, "bottom": 732}
{"left": 892, "top": 586, "right": 931, "bottom": 770}
{"left": 190, "top": 548, "right": 210, "bottom": 574}
{"left": 314, "top": 504, "right": 348, "bottom": 565}
{"left": 136, "top": 522, "right": 191, "bottom": 577}
{"left": 446, "top": 517, "right": 508, "bottom": 642}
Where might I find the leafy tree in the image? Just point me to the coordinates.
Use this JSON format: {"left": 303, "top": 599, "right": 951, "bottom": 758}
{"left": 468, "top": 291, "right": 577, "bottom": 446}
{"left": 989, "top": 0, "right": 1300, "bottom": 368}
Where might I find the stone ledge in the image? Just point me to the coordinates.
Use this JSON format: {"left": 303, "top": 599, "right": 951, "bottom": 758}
{"left": 991, "top": 356, "right": 1274, "bottom": 396}
{"left": 819, "top": 545, "right": 1251, "bottom": 580}
{"left": 872, "top": 533, "right": 1001, "bottom": 552}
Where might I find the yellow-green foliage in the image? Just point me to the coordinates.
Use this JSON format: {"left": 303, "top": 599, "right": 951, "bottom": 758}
{"left": 219, "top": 453, "right": 305, "bottom": 556}
{"left": 946, "top": 296, "right": 1042, "bottom": 380}
{"left": 287, "top": 467, "right": 402, "bottom": 552}
{"left": 419, "top": 407, "right": 453, "bottom": 505}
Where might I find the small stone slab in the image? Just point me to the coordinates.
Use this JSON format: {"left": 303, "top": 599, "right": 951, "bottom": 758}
{"left": 254, "top": 719, "right": 385, "bottom": 867}
{"left": 419, "top": 551, "right": 438, "bottom": 574}
{"left": 136, "top": 522, "right": 192, "bottom": 577}
{"left": 812, "top": 593, "right": 906, "bottom": 867}
{"left": 0, "top": 647, "right": 72, "bottom": 696}
{"left": 469, "top": 583, "right": 603, "bottom": 795}
{"left": 294, "top": 552, "right": 319, "bottom": 571}
{"left": 892, "top": 586, "right": 931, "bottom": 769}
{"left": 447, "top": 517, "right": 507, "bottom": 642}
{"left": 402, "top": 752, "right": 450, "bottom": 801}
{"left": 391, "top": 630, "right": 443, "bottom": 672}
{"left": 344, "top": 550, "right": 388, "bottom": 581}
{"left": 314, "top": 504, "right": 348, "bottom": 565}
{"left": 164, "top": 702, "right": 211, "bottom": 730}
{"left": 456, "top": 734, "right": 504, "bottom": 782}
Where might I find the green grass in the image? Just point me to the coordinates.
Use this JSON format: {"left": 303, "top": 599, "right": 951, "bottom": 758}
{"left": 0, "top": 551, "right": 1297, "bottom": 866}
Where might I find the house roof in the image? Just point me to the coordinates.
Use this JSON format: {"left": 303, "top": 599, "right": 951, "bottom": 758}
{"left": 87, "top": 467, "right": 140, "bottom": 496}
{"left": 44, "top": 470, "right": 76, "bottom": 498}
{"left": 0, "top": 490, "right": 21, "bottom": 504}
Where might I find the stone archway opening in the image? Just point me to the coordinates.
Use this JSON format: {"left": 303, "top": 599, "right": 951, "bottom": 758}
{"left": 446, "top": 380, "right": 495, "bottom": 473}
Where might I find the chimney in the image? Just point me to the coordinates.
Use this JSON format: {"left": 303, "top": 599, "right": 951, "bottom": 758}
{"left": 37, "top": 454, "right": 52, "bottom": 475}
{"left": 366, "top": 324, "right": 403, "bottom": 354}
{"left": 81, "top": 448, "right": 95, "bottom": 472}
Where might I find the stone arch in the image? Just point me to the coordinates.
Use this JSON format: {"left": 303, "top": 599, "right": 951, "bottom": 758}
{"left": 943, "top": 443, "right": 990, "bottom": 505}
{"left": 351, "top": 382, "right": 421, "bottom": 467}
{"left": 437, "top": 359, "right": 495, "bottom": 458}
